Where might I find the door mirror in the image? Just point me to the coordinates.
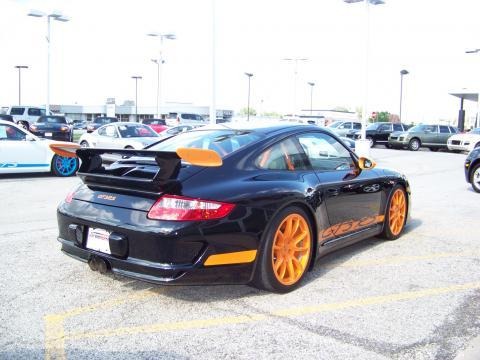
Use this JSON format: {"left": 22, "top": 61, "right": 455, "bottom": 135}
{"left": 358, "top": 157, "right": 376, "bottom": 170}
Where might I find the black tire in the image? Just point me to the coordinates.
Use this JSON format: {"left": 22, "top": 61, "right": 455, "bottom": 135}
{"left": 124, "top": 146, "right": 134, "bottom": 149}
{"left": 366, "top": 136, "right": 375, "bottom": 148}
{"left": 252, "top": 206, "right": 313, "bottom": 293}
{"left": 408, "top": 138, "right": 420, "bottom": 151}
{"left": 80, "top": 141, "right": 89, "bottom": 148}
{"left": 385, "top": 143, "right": 392, "bottom": 149}
{"left": 470, "top": 163, "right": 480, "bottom": 193}
{"left": 429, "top": 147, "right": 439, "bottom": 152}
{"left": 379, "top": 185, "right": 408, "bottom": 240}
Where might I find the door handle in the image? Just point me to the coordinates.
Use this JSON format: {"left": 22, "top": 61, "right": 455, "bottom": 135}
{"left": 327, "top": 188, "right": 340, "bottom": 196}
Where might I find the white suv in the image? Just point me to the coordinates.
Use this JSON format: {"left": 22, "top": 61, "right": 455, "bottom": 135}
{"left": 166, "top": 113, "right": 207, "bottom": 127}
{"left": 8, "top": 106, "right": 47, "bottom": 130}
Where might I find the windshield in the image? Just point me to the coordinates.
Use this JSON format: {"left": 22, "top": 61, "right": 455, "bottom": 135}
{"left": 366, "top": 123, "right": 379, "bottom": 130}
{"left": 149, "top": 129, "right": 263, "bottom": 157}
{"left": 328, "top": 122, "right": 343, "bottom": 128}
{"left": 470, "top": 128, "right": 480, "bottom": 135}
{"left": 37, "top": 116, "right": 66, "bottom": 124}
{"left": 117, "top": 124, "right": 158, "bottom": 138}
{"left": 95, "top": 117, "right": 117, "bottom": 124}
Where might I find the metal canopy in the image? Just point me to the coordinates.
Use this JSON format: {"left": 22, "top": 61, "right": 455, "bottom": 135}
{"left": 449, "top": 91, "right": 479, "bottom": 102}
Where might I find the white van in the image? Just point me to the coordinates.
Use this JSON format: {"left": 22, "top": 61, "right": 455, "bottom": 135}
{"left": 166, "top": 113, "right": 207, "bottom": 127}
{"left": 8, "top": 106, "right": 47, "bottom": 130}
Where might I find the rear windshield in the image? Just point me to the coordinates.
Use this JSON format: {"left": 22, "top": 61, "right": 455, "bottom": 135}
{"left": 95, "top": 117, "right": 117, "bottom": 124}
{"left": 149, "top": 129, "right": 263, "bottom": 157}
{"left": 117, "top": 124, "right": 158, "bottom": 138}
{"left": 37, "top": 116, "right": 67, "bottom": 124}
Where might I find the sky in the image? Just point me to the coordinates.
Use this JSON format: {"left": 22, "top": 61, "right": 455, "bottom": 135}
{"left": 2, "top": 0, "right": 480, "bottom": 124}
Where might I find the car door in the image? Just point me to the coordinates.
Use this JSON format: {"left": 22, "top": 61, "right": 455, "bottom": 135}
{"left": 0, "top": 123, "right": 50, "bottom": 173}
{"left": 96, "top": 125, "right": 120, "bottom": 148}
{"left": 438, "top": 125, "right": 451, "bottom": 146}
{"left": 377, "top": 123, "right": 393, "bottom": 142}
{"left": 296, "top": 131, "right": 383, "bottom": 243}
{"left": 421, "top": 125, "right": 438, "bottom": 146}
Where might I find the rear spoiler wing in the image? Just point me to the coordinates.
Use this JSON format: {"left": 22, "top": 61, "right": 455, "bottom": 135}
{"left": 49, "top": 144, "right": 222, "bottom": 195}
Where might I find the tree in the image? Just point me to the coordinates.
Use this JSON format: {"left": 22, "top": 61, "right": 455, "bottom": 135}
{"left": 238, "top": 107, "right": 256, "bottom": 116}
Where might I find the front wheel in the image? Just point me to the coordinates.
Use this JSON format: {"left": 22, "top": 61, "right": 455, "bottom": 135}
{"left": 408, "top": 138, "right": 420, "bottom": 151}
{"left": 51, "top": 155, "right": 79, "bottom": 177}
{"left": 379, "top": 186, "right": 407, "bottom": 240}
{"left": 252, "top": 206, "right": 313, "bottom": 293}
{"left": 80, "top": 141, "right": 89, "bottom": 148}
{"left": 470, "top": 164, "right": 480, "bottom": 193}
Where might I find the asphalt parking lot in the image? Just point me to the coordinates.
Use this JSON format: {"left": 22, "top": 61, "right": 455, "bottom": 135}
{"left": 0, "top": 148, "right": 479, "bottom": 360}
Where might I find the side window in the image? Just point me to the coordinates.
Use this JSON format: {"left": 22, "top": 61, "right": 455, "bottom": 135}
{"left": 439, "top": 125, "right": 449, "bottom": 134}
{"left": 449, "top": 126, "right": 458, "bottom": 133}
{"left": 256, "top": 137, "right": 308, "bottom": 171}
{"left": 353, "top": 123, "right": 362, "bottom": 130}
{"left": 28, "top": 108, "right": 41, "bottom": 116}
{"left": 424, "top": 125, "right": 437, "bottom": 133}
{"left": 393, "top": 124, "right": 403, "bottom": 131}
{"left": 10, "top": 107, "right": 25, "bottom": 115}
{"left": 98, "top": 127, "right": 107, "bottom": 136}
{"left": 297, "top": 132, "right": 354, "bottom": 172}
{"left": 0, "top": 124, "right": 27, "bottom": 141}
{"left": 105, "top": 125, "right": 117, "bottom": 137}
{"left": 378, "top": 124, "right": 391, "bottom": 131}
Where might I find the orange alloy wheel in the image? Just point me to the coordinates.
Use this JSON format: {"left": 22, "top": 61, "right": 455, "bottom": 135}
{"left": 271, "top": 214, "right": 311, "bottom": 286}
{"left": 389, "top": 189, "right": 406, "bottom": 236}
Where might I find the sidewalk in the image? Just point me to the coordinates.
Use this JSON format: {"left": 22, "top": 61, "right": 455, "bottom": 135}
{"left": 455, "top": 335, "right": 480, "bottom": 360}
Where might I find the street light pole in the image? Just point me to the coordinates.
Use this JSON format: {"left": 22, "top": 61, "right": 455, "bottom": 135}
{"left": 466, "top": 48, "right": 480, "bottom": 129}
{"left": 343, "top": 0, "right": 384, "bottom": 156}
{"left": 28, "top": 10, "right": 70, "bottom": 115}
{"left": 308, "top": 82, "right": 315, "bottom": 115}
{"left": 282, "top": 58, "right": 308, "bottom": 117}
{"left": 131, "top": 76, "right": 142, "bottom": 122}
{"left": 245, "top": 73, "right": 253, "bottom": 121}
{"left": 14, "top": 65, "right": 29, "bottom": 106}
{"left": 147, "top": 33, "right": 176, "bottom": 118}
{"left": 399, "top": 69, "right": 409, "bottom": 122}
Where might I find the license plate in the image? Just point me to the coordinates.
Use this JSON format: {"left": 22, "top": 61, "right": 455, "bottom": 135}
{"left": 86, "top": 227, "right": 111, "bottom": 254}
{"left": 45, "top": 132, "right": 53, "bottom": 137}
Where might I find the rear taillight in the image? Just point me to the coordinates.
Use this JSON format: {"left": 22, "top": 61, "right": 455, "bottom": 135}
{"left": 147, "top": 195, "right": 235, "bottom": 221}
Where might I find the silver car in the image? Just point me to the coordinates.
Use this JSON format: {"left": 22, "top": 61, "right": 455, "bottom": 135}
{"left": 79, "top": 122, "right": 160, "bottom": 149}
{"left": 328, "top": 121, "right": 362, "bottom": 137}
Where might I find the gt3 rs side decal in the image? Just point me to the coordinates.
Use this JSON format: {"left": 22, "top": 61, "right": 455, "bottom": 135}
{"left": 320, "top": 215, "right": 385, "bottom": 242}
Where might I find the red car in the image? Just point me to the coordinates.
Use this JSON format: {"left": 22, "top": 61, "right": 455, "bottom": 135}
{"left": 142, "top": 118, "right": 168, "bottom": 133}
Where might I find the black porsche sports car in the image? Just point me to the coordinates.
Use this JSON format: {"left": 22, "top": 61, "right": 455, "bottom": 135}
{"left": 56, "top": 123, "right": 411, "bottom": 293}
{"left": 29, "top": 115, "right": 73, "bottom": 142}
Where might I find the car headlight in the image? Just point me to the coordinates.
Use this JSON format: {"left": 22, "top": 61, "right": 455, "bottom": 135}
{"left": 60, "top": 126, "right": 69, "bottom": 132}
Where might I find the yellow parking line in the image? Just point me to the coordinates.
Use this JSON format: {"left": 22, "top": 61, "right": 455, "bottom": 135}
{"left": 44, "top": 250, "right": 480, "bottom": 359}
{"left": 65, "top": 281, "right": 480, "bottom": 341}
{"left": 44, "top": 289, "right": 156, "bottom": 360}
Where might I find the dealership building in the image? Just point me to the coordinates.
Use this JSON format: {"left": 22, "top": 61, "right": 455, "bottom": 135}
{"left": 45, "top": 99, "right": 234, "bottom": 122}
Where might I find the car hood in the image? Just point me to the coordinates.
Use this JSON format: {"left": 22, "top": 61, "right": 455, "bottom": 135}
{"left": 449, "top": 133, "right": 480, "bottom": 141}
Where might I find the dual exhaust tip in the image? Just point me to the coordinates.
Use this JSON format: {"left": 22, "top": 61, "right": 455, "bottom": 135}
{"left": 88, "top": 256, "right": 110, "bottom": 274}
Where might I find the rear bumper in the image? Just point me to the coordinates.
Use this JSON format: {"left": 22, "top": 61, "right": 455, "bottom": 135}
{"left": 57, "top": 201, "right": 261, "bottom": 285}
{"left": 32, "top": 131, "right": 71, "bottom": 141}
